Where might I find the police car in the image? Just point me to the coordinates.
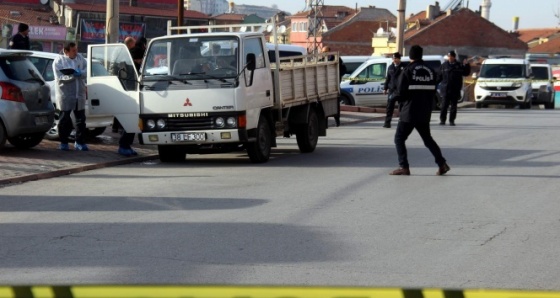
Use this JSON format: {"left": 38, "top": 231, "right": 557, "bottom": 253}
{"left": 339, "top": 55, "right": 445, "bottom": 107}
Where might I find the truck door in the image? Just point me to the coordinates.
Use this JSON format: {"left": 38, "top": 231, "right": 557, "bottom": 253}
{"left": 350, "top": 62, "right": 387, "bottom": 106}
{"left": 87, "top": 44, "right": 140, "bottom": 133}
{"left": 242, "top": 37, "right": 273, "bottom": 129}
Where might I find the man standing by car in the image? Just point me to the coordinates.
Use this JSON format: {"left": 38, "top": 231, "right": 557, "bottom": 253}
{"left": 390, "top": 45, "right": 449, "bottom": 176}
{"left": 52, "top": 42, "right": 88, "bottom": 151}
{"left": 438, "top": 50, "right": 470, "bottom": 126}
{"left": 383, "top": 52, "right": 403, "bottom": 128}
{"left": 9, "top": 23, "right": 30, "bottom": 50}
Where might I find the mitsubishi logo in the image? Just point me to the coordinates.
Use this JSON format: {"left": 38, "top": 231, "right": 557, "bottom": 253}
{"left": 184, "top": 98, "right": 192, "bottom": 106}
{"left": 497, "top": 86, "right": 502, "bottom": 90}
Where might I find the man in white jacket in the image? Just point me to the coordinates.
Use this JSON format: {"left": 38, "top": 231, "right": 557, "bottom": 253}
{"left": 52, "top": 42, "right": 88, "bottom": 151}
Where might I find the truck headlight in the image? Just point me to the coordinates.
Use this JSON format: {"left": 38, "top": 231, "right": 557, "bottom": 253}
{"left": 146, "top": 119, "right": 156, "bottom": 130}
{"left": 512, "top": 82, "right": 522, "bottom": 88}
{"left": 215, "top": 117, "right": 225, "bottom": 128}
{"left": 156, "top": 119, "right": 166, "bottom": 129}
{"left": 226, "top": 117, "right": 237, "bottom": 128}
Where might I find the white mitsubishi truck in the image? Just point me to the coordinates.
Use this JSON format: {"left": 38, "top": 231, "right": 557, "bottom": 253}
{"left": 85, "top": 23, "right": 340, "bottom": 163}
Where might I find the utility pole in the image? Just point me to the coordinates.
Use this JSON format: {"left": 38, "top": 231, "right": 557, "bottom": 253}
{"left": 178, "top": 0, "right": 184, "bottom": 28}
{"left": 106, "top": 0, "right": 119, "bottom": 43}
{"left": 396, "top": 0, "right": 406, "bottom": 54}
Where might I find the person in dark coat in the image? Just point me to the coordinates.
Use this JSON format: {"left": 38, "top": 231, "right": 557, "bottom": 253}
{"left": 390, "top": 45, "right": 449, "bottom": 176}
{"left": 438, "top": 50, "right": 470, "bottom": 126}
{"left": 9, "top": 23, "right": 30, "bottom": 50}
{"left": 383, "top": 52, "right": 403, "bottom": 128}
{"left": 130, "top": 37, "right": 147, "bottom": 72}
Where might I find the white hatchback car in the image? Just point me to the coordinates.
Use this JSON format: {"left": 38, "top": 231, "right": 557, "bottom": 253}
{"left": 27, "top": 51, "right": 114, "bottom": 140}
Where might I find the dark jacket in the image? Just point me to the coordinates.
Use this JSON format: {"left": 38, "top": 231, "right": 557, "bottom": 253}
{"left": 395, "top": 59, "right": 437, "bottom": 123}
{"left": 9, "top": 33, "right": 30, "bottom": 50}
{"left": 437, "top": 60, "right": 470, "bottom": 99}
{"left": 384, "top": 62, "right": 403, "bottom": 93}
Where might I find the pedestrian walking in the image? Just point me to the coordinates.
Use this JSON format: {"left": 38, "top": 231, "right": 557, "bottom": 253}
{"left": 390, "top": 45, "right": 450, "bottom": 176}
{"left": 9, "top": 23, "right": 30, "bottom": 50}
{"left": 52, "top": 42, "right": 88, "bottom": 151}
{"left": 383, "top": 52, "right": 403, "bottom": 128}
{"left": 438, "top": 50, "right": 470, "bottom": 126}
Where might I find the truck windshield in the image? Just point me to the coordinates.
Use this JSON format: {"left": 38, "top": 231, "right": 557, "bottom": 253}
{"left": 479, "top": 64, "right": 525, "bottom": 78}
{"left": 143, "top": 36, "right": 239, "bottom": 81}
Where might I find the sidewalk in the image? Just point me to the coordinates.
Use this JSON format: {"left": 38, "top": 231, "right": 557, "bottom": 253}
{"left": 0, "top": 132, "right": 158, "bottom": 187}
{"left": 1, "top": 103, "right": 474, "bottom": 186}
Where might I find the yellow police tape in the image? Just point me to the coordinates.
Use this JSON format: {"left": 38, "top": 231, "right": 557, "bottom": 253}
{"left": 1, "top": 286, "right": 560, "bottom": 298}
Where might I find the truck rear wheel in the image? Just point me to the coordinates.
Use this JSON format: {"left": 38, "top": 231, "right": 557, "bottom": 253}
{"left": 158, "top": 145, "right": 186, "bottom": 162}
{"left": 296, "top": 108, "right": 318, "bottom": 153}
{"left": 246, "top": 116, "right": 271, "bottom": 163}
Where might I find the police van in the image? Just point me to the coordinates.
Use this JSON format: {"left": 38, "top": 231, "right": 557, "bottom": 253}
{"left": 340, "top": 55, "right": 445, "bottom": 107}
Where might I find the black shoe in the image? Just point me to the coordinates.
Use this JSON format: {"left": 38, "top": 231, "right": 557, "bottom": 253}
{"left": 439, "top": 122, "right": 445, "bottom": 126}
{"left": 383, "top": 123, "right": 391, "bottom": 128}
{"left": 437, "top": 163, "right": 450, "bottom": 176}
{"left": 450, "top": 122, "right": 456, "bottom": 126}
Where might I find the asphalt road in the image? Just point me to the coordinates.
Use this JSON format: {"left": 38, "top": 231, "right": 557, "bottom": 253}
{"left": 1, "top": 108, "right": 559, "bottom": 290}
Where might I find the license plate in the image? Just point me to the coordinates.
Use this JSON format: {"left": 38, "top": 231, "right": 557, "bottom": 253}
{"left": 34, "top": 116, "right": 49, "bottom": 125}
{"left": 171, "top": 132, "right": 206, "bottom": 142}
{"left": 491, "top": 92, "right": 507, "bottom": 98}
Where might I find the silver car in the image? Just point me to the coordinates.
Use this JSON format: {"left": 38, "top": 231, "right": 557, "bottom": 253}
{"left": 0, "top": 49, "right": 55, "bottom": 150}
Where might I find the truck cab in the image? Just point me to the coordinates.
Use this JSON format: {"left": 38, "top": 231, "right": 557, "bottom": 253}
{"left": 530, "top": 63, "right": 555, "bottom": 109}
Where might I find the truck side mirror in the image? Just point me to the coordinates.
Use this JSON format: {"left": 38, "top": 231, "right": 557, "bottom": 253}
{"left": 246, "top": 53, "right": 256, "bottom": 71}
{"left": 471, "top": 73, "right": 478, "bottom": 79}
{"left": 245, "top": 53, "right": 256, "bottom": 86}
{"left": 118, "top": 67, "right": 128, "bottom": 80}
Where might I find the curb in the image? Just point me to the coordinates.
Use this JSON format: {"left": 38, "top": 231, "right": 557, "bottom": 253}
{"left": 0, "top": 154, "right": 159, "bottom": 186}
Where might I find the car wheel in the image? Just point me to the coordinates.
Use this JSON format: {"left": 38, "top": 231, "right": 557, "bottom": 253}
{"left": 340, "top": 94, "right": 353, "bottom": 106}
{"left": 296, "top": 108, "right": 319, "bottom": 153}
{"left": 0, "top": 121, "right": 6, "bottom": 149}
{"left": 8, "top": 133, "right": 44, "bottom": 149}
{"left": 158, "top": 145, "right": 186, "bottom": 162}
{"left": 246, "top": 115, "right": 272, "bottom": 163}
{"left": 87, "top": 127, "right": 107, "bottom": 138}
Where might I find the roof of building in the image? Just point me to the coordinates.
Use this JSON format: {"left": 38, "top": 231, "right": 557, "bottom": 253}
{"left": 0, "top": 5, "right": 62, "bottom": 27}
{"left": 64, "top": 3, "right": 208, "bottom": 19}
{"left": 528, "top": 37, "right": 560, "bottom": 54}
{"left": 403, "top": 8, "right": 527, "bottom": 49}
{"left": 516, "top": 28, "right": 560, "bottom": 43}
{"left": 322, "top": 6, "right": 396, "bottom": 37}
{"left": 211, "top": 13, "right": 246, "bottom": 21}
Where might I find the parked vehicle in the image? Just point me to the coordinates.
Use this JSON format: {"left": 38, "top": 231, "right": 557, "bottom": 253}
{"left": 340, "top": 56, "right": 376, "bottom": 79}
{"left": 27, "top": 51, "right": 114, "bottom": 140}
{"left": 0, "top": 49, "right": 55, "bottom": 149}
{"left": 85, "top": 23, "right": 340, "bottom": 163}
{"left": 530, "top": 63, "right": 555, "bottom": 109}
{"left": 474, "top": 58, "right": 533, "bottom": 109}
{"left": 339, "top": 55, "right": 445, "bottom": 107}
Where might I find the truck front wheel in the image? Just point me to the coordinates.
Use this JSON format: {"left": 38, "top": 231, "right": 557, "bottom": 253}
{"left": 246, "top": 116, "right": 271, "bottom": 163}
{"left": 158, "top": 145, "right": 186, "bottom": 162}
{"left": 296, "top": 108, "right": 319, "bottom": 153}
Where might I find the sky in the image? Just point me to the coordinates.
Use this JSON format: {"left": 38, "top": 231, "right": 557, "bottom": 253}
{"left": 237, "top": 0, "right": 560, "bottom": 30}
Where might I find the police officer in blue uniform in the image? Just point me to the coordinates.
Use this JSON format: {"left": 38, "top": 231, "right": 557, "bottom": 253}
{"left": 390, "top": 45, "right": 450, "bottom": 176}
